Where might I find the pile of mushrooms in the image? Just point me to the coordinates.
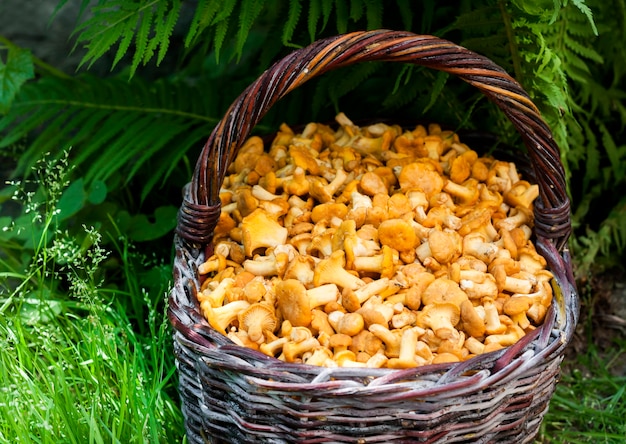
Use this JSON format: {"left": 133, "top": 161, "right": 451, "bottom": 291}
{"left": 196, "top": 113, "right": 554, "bottom": 369}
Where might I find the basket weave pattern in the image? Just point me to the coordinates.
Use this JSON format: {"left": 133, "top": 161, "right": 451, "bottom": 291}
{"left": 170, "top": 30, "right": 579, "bottom": 443}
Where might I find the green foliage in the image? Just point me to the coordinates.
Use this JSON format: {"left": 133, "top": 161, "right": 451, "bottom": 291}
{"left": 0, "top": 39, "right": 34, "bottom": 114}
{"left": 0, "top": 73, "right": 219, "bottom": 201}
{"left": 0, "top": 152, "right": 182, "bottom": 443}
{"left": 2, "top": 0, "right": 626, "bottom": 441}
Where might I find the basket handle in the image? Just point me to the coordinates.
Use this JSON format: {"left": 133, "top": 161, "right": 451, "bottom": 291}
{"left": 177, "top": 29, "right": 571, "bottom": 253}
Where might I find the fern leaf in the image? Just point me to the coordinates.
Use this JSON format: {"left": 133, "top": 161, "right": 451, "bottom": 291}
{"left": 156, "top": 0, "right": 182, "bottom": 66}
{"left": 184, "top": 0, "right": 220, "bottom": 48}
{"left": 131, "top": 5, "right": 154, "bottom": 75}
{"left": 0, "top": 46, "right": 35, "bottom": 114}
{"left": 282, "top": 0, "right": 303, "bottom": 46}
{"left": 328, "top": 63, "right": 382, "bottom": 108}
{"left": 563, "top": 34, "right": 603, "bottom": 63}
{"left": 394, "top": 0, "right": 413, "bottom": 31}
{"left": 453, "top": 5, "right": 501, "bottom": 30}
{"left": 364, "top": 0, "right": 383, "bottom": 30}
{"left": 349, "top": 0, "right": 364, "bottom": 22}
{"left": 570, "top": 0, "right": 598, "bottom": 35}
{"left": 236, "top": 0, "right": 267, "bottom": 60}
{"left": 308, "top": 0, "right": 321, "bottom": 42}
{"left": 211, "top": 0, "right": 237, "bottom": 24}
{"left": 422, "top": 71, "right": 449, "bottom": 113}
{"left": 320, "top": 0, "right": 334, "bottom": 32}
{"left": 111, "top": 15, "right": 137, "bottom": 70}
{"left": 73, "top": 0, "right": 186, "bottom": 75}
{"left": 599, "top": 121, "right": 626, "bottom": 183}
{"left": 0, "top": 74, "right": 220, "bottom": 199}
{"left": 212, "top": 0, "right": 237, "bottom": 61}
{"left": 213, "top": 17, "right": 231, "bottom": 63}
{"left": 335, "top": 0, "right": 349, "bottom": 34}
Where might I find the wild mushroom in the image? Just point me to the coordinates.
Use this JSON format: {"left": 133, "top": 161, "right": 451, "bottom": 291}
{"left": 238, "top": 303, "right": 278, "bottom": 343}
{"left": 275, "top": 279, "right": 312, "bottom": 327}
{"left": 496, "top": 206, "right": 532, "bottom": 231}
{"left": 449, "top": 149, "right": 478, "bottom": 184}
{"left": 421, "top": 277, "right": 469, "bottom": 308}
{"left": 458, "top": 269, "right": 499, "bottom": 300}
{"left": 378, "top": 219, "right": 418, "bottom": 252}
{"left": 504, "top": 180, "right": 539, "bottom": 209}
{"left": 304, "top": 347, "right": 334, "bottom": 367}
{"left": 242, "top": 252, "right": 289, "bottom": 277}
{"left": 460, "top": 299, "right": 486, "bottom": 338}
{"left": 416, "top": 303, "right": 461, "bottom": 340}
{"left": 313, "top": 250, "right": 365, "bottom": 290}
{"left": 398, "top": 160, "right": 445, "bottom": 198}
{"left": 309, "top": 167, "right": 349, "bottom": 203}
{"left": 462, "top": 232, "right": 500, "bottom": 264}
{"left": 336, "top": 312, "right": 365, "bottom": 336}
{"left": 368, "top": 324, "right": 403, "bottom": 358}
{"left": 443, "top": 178, "right": 480, "bottom": 206}
{"left": 283, "top": 336, "right": 321, "bottom": 363}
{"left": 387, "top": 327, "right": 422, "bottom": 369}
{"left": 201, "top": 300, "right": 251, "bottom": 336}
{"left": 484, "top": 325, "right": 525, "bottom": 347}
{"left": 310, "top": 309, "right": 335, "bottom": 337}
{"left": 306, "top": 283, "right": 340, "bottom": 309}
{"left": 241, "top": 208, "right": 288, "bottom": 256}
{"left": 197, "top": 277, "right": 235, "bottom": 309}
{"left": 352, "top": 244, "right": 396, "bottom": 279}
{"left": 357, "top": 296, "right": 395, "bottom": 328}
{"left": 333, "top": 350, "right": 367, "bottom": 367}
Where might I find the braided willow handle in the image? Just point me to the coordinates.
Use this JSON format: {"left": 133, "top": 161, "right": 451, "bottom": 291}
{"left": 177, "top": 29, "right": 571, "bottom": 252}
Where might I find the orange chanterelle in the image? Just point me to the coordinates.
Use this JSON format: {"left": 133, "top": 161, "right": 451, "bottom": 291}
{"left": 196, "top": 113, "right": 553, "bottom": 369}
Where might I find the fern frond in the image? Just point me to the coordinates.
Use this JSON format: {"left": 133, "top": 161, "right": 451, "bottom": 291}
{"left": 0, "top": 74, "right": 220, "bottom": 200}
{"left": 321, "top": 0, "right": 334, "bottom": 32}
{"left": 73, "top": 0, "right": 184, "bottom": 75}
{"left": 349, "top": 0, "right": 364, "bottom": 22}
{"left": 364, "top": 0, "right": 383, "bottom": 29}
{"left": 563, "top": 34, "right": 603, "bottom": 63}
{"left": 571, "top": 0, "right": 598, "bottom": 34}
{"left": 235, "top": 0, "right": 267, "bottom": 60}
{"left": 334, "top": 0, "right": 349, "bottom": 34}
{"left": 283, "top": 0, "right": 303, "bottom": 47}
{"left": 395, "top": 0, "right": 413, "bottom": 31}
{"left": 184, "top": 0, "right": 220, "bottom": 48}
{"left": 308, "top": 0, "right": 321, "bottom": 42}
{"left": 212, "top": 0, "right": 237, "bottom": 62}
{"left": 154, "top": 0, "right": 181, "bottom": 66}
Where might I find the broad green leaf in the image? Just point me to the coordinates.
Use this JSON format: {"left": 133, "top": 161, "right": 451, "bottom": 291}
{"left": 0, "top": 47, "right": 34, "bottom": 114}
{"left": 117, "top": 205, "right": 178, "bottom": 241}
{"left": 88, "top": 180, "right": 108, "bottom": 205}
{"left": 57, "top": 179, "right": 86, "bottom": 221}
{"left": 20, "top": 296, "right": 65, "bottom": 325}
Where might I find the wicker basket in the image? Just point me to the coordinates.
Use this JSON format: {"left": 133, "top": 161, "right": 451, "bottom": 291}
{"left": 169, "top": 30, "right": 579, "bottom": 444}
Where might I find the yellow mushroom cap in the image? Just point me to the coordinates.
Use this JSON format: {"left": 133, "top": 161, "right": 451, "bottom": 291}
{"left": 238, "top": 303, "right": 278, "bottom": 343}
{"left": 275, "top": 279, "right": 312, "bottom": 327}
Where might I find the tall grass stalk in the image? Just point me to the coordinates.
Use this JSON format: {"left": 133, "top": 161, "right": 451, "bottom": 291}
{"left": 0, "top": 152, "right": 184, "bottom": 443}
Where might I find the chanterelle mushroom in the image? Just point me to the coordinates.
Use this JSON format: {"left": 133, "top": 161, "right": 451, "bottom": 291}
{"left": 241, "top": 208, "right": 288, "bottom": 256}
{"left": 238, "top": 303, "right": 278, "bottom": 343}
{"left": 275, "top": 279, "right": 312, "bottom": 327}
{"left": 197, "top": 113, "right": 555, "bottom": 369}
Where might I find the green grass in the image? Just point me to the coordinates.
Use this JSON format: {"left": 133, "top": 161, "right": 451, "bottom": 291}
{"left": 540, "top": 338, "right": 626, "bottom": 443}
{"left": 0, "top": 154, "right": 184, "bottom": 443}
{"left": 0, "top": 294, "right": 183, "bottom": 443}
